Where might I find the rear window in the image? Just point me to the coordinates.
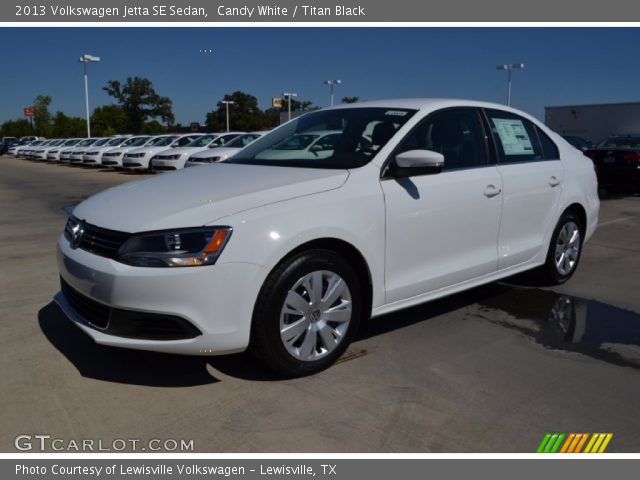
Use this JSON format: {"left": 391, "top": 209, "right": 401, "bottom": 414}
{"left": 597, "top": 137, "right": 640, "bottom": 149}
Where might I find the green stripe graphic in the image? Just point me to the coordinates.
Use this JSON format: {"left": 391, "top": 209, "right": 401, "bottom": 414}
{"left": 550, "top": 433, "right": 566, "bottom": 453}
{"left": 537, "top": 433, "right": 553, "bottom": 453}
{"left": 544, "top": 433, "right": 559, "bottom": 453}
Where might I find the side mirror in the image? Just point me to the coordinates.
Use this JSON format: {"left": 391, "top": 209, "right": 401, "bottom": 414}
{"left": 389, "top": 150, "right": 444, "bottom": 177}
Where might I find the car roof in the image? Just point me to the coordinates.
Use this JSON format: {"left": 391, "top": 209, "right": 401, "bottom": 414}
{"left": 329, "top": 98, "right": 529, "bottom": 114}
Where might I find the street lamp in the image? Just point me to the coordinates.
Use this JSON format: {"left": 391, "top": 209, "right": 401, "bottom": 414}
{"left": 283, "top": 92, "right": 297, "bottom": 121}
{"left": 221, "top": 100, "right": 234, "bottom": 132}
{"left": 496, "top": 63, "right": 524, "bottom": 107}
{"left": 323, "top": 79, "right": 342, "bottom": 107}
{"left": 78, "top": 54, "right": 100, "bottom": 137}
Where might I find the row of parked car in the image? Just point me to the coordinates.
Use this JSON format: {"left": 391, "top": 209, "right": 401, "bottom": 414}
{"left": 5, "top": 131, "right": 270, "bottom": 171}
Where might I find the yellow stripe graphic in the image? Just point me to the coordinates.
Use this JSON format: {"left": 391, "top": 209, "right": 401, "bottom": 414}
{"left": 591, "top": 433, "right": 606, "bottom": 453}
{"left": 598, "top": 433, "right": 613, "bottom": 453}
{"left": 584, "top": 434, "right": 598, "bottom": 453}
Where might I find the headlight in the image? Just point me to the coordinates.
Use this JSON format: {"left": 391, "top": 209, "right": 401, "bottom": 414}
{"left": 165, "top": 154, "right": 182, "bottom": 160}
{"left": 117, "top": 227, "right": 232, "bottom": 267}
{"left": 127, "top": 153, "right": 145, "bottom": 158}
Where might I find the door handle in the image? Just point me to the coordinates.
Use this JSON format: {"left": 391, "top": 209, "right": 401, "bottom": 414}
{"left": 484, "top": 185, "right": 502, "bottom": 198}
{"left": 549, "top": 176, "right": 561, "bottom": 187}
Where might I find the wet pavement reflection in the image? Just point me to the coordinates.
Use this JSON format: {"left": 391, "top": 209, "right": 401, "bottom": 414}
{"left": 476, "top": 287, "right": 640, "bottom": 369}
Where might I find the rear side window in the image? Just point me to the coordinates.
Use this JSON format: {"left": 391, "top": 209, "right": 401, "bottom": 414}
{"left": 485, "top": 109, "right": 543, "bottom": 164}
{"left": 537, "top": 127, "right": 560, "bottom": 159}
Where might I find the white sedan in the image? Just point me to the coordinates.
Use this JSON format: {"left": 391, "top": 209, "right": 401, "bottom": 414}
{"left": 184, "top": 132, "right": 267, "bottom": 167}
{"left": 82, "top": 137, "right": 132, "bottom": 166}
{"left": 46, "top": 138, "right": 83, "bottom": 161}
{"left": 100, "top": 136, "right": 156, "bottom": 168}
{"left": 121, "top": 134, "right": 203, "bottom": 171}
{"left": 56, "top": 99, "right": 599, "bottom": 377}
{"left": 146, "top": 133, "right": 239, "bottom": 171}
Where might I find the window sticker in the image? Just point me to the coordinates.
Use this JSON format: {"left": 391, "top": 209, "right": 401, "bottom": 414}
{"left": 492, "top": 118, "right": 533, "bottom": 155}
{"left": 385, "top": 110, "right": 408, "bottom": 116}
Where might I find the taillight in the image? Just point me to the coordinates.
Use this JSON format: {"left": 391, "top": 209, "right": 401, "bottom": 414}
{"left": 622, "top": 151, "right": 640, "bottom": 163}
{"left": 584, "top": 150, "right": 598, "bottom": 160}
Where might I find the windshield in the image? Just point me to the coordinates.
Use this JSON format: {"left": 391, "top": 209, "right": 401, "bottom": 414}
{"left": 224, "top": 134, "right": 262, "bottom": 149}
{"left": 106, "top": 137, "right": 126, "bottom": 146}
{"left": 125, "top": 136, "right": 151, "bottom": 147}
{"left": 92, "top": 138, "right": 110, "bottom": 147}
{"left": 229, "top": 108, "right": 417, "bottom": 169}
{"left": 597, "top": 137, "right": 640, "bottom": 149}
{"left": 62, "top": 139, "right": 81, "bottom": 146}
{"left": 77, "top": 138, "right": 98, "bottom": 147}
{"left": 187, "top": 135, "right": 217, "bottom": 147}
{"left": 150, "top": 135, "right": 178, "bottom": 147}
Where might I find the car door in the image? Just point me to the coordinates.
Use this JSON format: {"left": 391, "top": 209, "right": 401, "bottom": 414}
{"left": 483, "top": 109, "right": 564, "bottom": 269}
{"left": 381, "top": 107, "right": 503, "bottom": 303}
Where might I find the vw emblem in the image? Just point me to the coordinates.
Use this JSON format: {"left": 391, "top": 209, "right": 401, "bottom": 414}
{"left": 70, "top": 220, "right": 85, "bottom": 249}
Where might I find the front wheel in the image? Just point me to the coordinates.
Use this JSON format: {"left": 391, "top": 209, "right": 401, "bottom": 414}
{"left": 250, "top": 250, "right": 362, "bottom": 377}
{"left": 540, "top": 211, "right": 584, "bottom": 285}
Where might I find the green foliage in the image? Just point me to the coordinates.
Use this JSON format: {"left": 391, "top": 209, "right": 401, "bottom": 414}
{"left": 33, "top": 95, "right": 53, "bottom": 137}
{"left": 103, "top": 77, "right": 175, "bottom": 133}
{"left": 91, "top": 105, "right": 128, "bottom": 136}
{"left": 51, "top": 112, "right": 86, "bottom": 137}
{"left": 142, "top": 120, "right": 166, "bottom": 134}
{"left": 205, "top": 91, "right": 319, "bottom": 131}
{"left": 342, "top": 96, "right": 359, "bottom": 104}
{"left": 0, "top": 119, "right": 33, "bottom": 137}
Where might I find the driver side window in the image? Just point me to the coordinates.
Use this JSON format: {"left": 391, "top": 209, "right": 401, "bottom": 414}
{"left": 396, "top": 108, "right": 488, "bottom": 171}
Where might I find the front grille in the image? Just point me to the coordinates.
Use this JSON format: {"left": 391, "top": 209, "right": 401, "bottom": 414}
{"left": 61, "top": 278, "right": 110, "bottom": 329}
{"left": 80, "top": 223, "right": 131, "bottom": 259}
{"left": 60, "top": 278, "right": 202, "bottom": 340}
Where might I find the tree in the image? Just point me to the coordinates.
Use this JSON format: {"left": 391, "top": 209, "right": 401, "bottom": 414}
{"left": 33, "top": 95, "right": 53, "bottom": 137}
{"left": 142, "top": 120, "right": 166, "bottom": 134}
{"left": 205, "top": 91, "right": 269, "bottom": 132}
{"left": 103, "top": 77, "right": 174, "bottom": 133}
{"left": 342, "top": 96, "right": 359, "bottom": 104}
{"left": 51, "top": 112, "right": 86, "bottom": 137}
{"left": 287, "top": 98, "right": 320, "bottom": 112}
{"left": 0, "top": 119, "right": 33, "bottom": 137}
{"left": 91, "top": 105, "right": 128, "bottom": 136}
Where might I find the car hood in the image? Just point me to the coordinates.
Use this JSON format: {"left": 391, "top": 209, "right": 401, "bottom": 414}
{"left": 127, "top": 145, "right": 177, "bottom": 156}
{"left": 158, "top": 146, "right": 209, "bottom": 156}
{"left": 190, "top": 147, "right": 241, "bottom": 159}
{"left": 71, "top": 163, "right": 349, "bottom": 232}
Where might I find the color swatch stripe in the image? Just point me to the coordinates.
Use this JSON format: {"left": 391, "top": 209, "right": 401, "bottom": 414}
{"left": 538, "top": 433, "right": 613, "bottom": 453}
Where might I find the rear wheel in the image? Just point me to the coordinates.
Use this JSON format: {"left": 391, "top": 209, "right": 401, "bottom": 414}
{"left": 540, "top": 210, "right": 583, "bottom": 285}
{"left": 250, "top": 250, "right": 362, "bottom": 377}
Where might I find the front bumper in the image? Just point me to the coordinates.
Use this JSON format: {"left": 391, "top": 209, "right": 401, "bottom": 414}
{"left": 56, "top": 236, "right": 267, "bottom": 355}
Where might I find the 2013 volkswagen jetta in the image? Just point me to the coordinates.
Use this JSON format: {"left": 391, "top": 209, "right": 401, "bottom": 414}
{"left": 56, "top": 99, "right": 599, "bottom": 376}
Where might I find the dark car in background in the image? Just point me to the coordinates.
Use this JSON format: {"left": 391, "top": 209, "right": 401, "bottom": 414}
{"left": 585, "top": 135, "right": 640, "bottom": 194}
{"left": 563, "top": 135, "right": 593, "bottom": 151}
{"left": 0, "top": 139, "right": 18, "bottom": 155}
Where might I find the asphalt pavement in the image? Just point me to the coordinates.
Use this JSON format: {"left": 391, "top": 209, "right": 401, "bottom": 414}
{"left": 1, "top": 157, "right": 639, "bottom": 452}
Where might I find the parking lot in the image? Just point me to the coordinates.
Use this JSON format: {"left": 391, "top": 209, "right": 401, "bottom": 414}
{"left": 1, "top": 155, "right": 639, "bottom": 452}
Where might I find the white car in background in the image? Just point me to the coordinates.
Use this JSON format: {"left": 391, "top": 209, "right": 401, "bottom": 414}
{"left": 148, "top": 132, "right": 243, "bottom": 171}
{"left": 47, "top": 138, "right": 83, "bottom": 161}
{"left": 184, "top": 132, "right": 267, "bottom": 168}
{"left": 55, "top": 99, "right": 599, "bottom": 377}
{"left": 121, "top": 134, "right": 203, "bottom": 171}
{"left": 12, "top": 140, "right": 44, "bottom": 156}
{"left": 65, "top": 137, "right": 109, "bottom": 164}
{"left": 100, "top": 136, "right": 157, "bottom": 168}
{"left": 82, "top": 137, "right": 132, "bottom": 166}
{"left": 30, "top": 139, "right": 65, "bottom": 160}
{"left": 19, "top": 139, "right": 52, "bottom": 158}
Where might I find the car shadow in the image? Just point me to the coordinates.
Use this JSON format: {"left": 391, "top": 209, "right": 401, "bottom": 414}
{"left": 38, "top": 302, "right": 220, "bottom": 387}
{"left": 39, "top": 281, "right": 525, "bottom": 385}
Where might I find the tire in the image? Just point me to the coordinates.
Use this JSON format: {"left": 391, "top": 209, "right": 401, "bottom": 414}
{"left": 250, "top": 249, "right": 362, "bottom": 377}
{"left": 539, "top": 210, "right": 584, "bottom": 285}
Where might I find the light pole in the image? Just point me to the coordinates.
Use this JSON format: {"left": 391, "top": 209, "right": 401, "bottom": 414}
{"left": 283, "top": 92, "right": 297, "bottom": 121}
{"left": 221, "top": 100, "right": 234, "bottom": 132}
{"left": 79, "top": 54, "right": 100, "bottom": 137}
{"left": 323, "top": 79, "right": 342, "bottom": 107}
{"left": 496, "top": 63, "right": 524, "bottom": 107}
